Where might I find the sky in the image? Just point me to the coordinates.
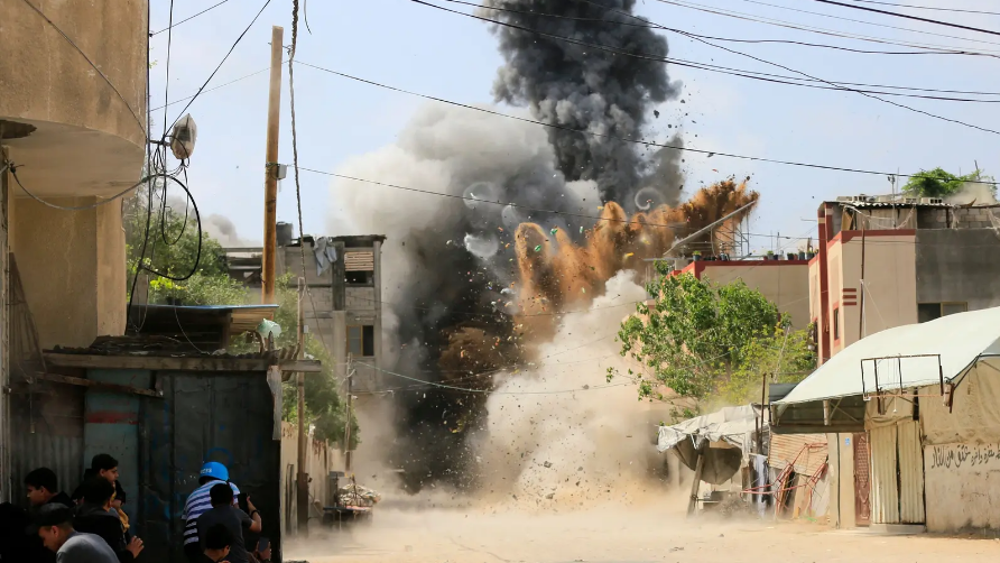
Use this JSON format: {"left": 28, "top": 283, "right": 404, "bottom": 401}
{"left": 147, "top": 0, "right": 1000, "bottom": 256}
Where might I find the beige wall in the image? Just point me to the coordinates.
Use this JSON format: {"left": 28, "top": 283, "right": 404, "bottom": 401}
{"left": 827, "top": 234, "right": 917, "bottom": 356}
{"left": 1, "top": 0, "right": 147, "bottom": 199}
{"left": 697, "top": 262, "right": 811, "bottom": 330}
{"left": 280, "top": 422, "right": 344, "bottom": 534}
{"left": 11, "top": 197, "right": 125, "bottom": 349}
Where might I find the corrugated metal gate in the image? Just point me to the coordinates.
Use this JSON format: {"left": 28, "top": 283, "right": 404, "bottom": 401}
{"left": 869, "top": 421, "right": 925, "bottom": 525}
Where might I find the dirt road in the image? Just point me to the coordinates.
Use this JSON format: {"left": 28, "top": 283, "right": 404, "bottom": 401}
{"left": 286, "top": 503, "right": 1000, "bottom": 563}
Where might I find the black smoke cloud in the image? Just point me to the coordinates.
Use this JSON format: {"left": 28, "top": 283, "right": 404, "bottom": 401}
{"left": 328, "top": 1, "right": 681, "bottom": 492}
{"left": 484, "top": 0, "right": 680, "bottom": 206}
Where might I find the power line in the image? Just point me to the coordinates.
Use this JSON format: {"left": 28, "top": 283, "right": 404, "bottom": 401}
{"left": 18, "top": 0, "right": 146, "bottom": 137}
{"left": 731, "top": 0, "right": 1000, "bottom": 47}
{"left": 150, "top": 65, "right": 274, "bottom": 112}
{"left": 150, "top": 0, "right": 232, "bottom": 36}
{"left": 652, "top": 0, "right": 1000, "bottom": 55}
{"left": 815, "top": 0, "right": 1000, "bottom": 37}
{"left": 165, "top": 0, "right": 272, "bottom": 136}
{"left": 465, "top": 0, "right": 996, "bottom": 58}
{"left": 296, "top": 61, "right": 1000, "bottom": 182}
{"left": 418, "top": 0, "right": 1000, "bottom": 133}
{"left": 848, "top": 0, "right": 1000, "bottom": 17}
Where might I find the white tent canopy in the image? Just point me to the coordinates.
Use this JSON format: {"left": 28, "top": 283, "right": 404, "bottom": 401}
{"left": 777, "top": 306, "right": 1000, "bottom": 406}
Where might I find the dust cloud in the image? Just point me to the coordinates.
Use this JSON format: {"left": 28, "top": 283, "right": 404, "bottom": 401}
{"left": 946, "top": 181, "right": 999, "bottom": 206}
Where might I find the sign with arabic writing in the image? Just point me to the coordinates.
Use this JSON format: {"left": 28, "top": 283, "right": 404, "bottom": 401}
{"left": 927, "top": 443, "right": 1000, "bottom": 471}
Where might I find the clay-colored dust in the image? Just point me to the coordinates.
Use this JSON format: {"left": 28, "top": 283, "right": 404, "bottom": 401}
{"left": 288, "top": 501, "right": 1000, "bottom": 563}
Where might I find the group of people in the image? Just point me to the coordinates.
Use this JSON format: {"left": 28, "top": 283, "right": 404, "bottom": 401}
{"left": 0, "top": 457, "right": 269, "bottom": 563}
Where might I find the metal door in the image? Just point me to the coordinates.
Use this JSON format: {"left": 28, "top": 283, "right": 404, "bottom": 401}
{"left": 853, "top": 432, "right": 871, "bottom": 526}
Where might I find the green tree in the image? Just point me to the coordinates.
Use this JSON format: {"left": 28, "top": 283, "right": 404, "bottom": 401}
{"left": 611, "top": 263, "right": 815, "bottom": 411}
{"left": 124, "top": 191, "right": 358, "bottom": 448}
{"left": 902, "top": 167, "right": 995, "bottom": 199}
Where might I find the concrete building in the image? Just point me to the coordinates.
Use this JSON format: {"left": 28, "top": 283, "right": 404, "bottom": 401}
{"left": 778, "top": 195, "right": 1000, "bottom": 530}
{"left": 223, "top": 232, "right": 387, "bottom": 393}
{"left": 810, "top": 196, "right": 1000, "bottom": 364}
{"left": 1, "top": 0, "right": 148, "bottom": 501}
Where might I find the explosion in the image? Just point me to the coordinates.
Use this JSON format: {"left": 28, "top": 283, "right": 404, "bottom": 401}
{"left": 327, "top": 0, "right": 757, "bottom": 494}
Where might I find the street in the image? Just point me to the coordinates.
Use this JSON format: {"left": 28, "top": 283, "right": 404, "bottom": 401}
{"left": 286, "top": 501, "right": 1000, "bottom": 563}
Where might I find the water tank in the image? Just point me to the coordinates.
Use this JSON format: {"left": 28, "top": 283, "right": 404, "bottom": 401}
{"left": 276, "top": 222, "right": 293, "bottom": 247}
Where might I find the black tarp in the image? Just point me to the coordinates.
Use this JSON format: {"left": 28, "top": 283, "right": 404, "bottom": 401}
{"left": 140, "top": 371, "right": 281, "bottom": 563}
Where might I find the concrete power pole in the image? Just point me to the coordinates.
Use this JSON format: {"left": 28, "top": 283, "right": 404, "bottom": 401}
{"left": 261, "top": 25, "right": 283, "bottom": 305}
{"left": 296, "top": 277, "right": 308, "bottom": 535}
{"left": 344, "top": 356, "right": 355, "bottom": 474}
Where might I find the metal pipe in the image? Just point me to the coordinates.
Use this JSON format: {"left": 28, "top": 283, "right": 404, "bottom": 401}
{"left": 661, "top": 200, "right": 758, "bottom": 257}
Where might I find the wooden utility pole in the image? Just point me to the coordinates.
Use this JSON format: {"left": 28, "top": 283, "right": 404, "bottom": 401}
{"left": 295, "top": 277, "right": 308, "bottom": 535}
{"left": 344, "top": 356, "right": 355, "bottom": 473}
{"left": 261, "top": 25, "right": 284, "bottom": 305}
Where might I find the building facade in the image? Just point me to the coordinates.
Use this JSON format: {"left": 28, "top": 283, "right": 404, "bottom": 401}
{"left": 805, "top": 196, "right": 1000, "bottom": 530}
{"left": 224, "top": 233, "right": 387, "bottom": 393}
{"left": 1, "top": 0, "right": 149, "bottom": 502}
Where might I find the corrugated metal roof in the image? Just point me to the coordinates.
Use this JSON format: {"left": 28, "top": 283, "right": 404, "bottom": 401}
{"left": 768, "top": 433, "right": 827, "bottom": 477}
{"left": 777, "top": 306, "right": 1000, "bottom": 405}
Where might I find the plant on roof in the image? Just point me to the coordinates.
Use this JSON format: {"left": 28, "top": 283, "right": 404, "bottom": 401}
{"left": 902, "top": 167, "right": 995, "bottom": 199}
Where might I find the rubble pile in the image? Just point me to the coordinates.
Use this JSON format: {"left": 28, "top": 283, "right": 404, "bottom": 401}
{"left": 338, "top": 483, "right": 382, "bottom": 508}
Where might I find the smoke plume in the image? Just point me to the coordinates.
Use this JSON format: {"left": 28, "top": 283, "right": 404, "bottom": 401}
{"left": 326, "top": 1, "right": 761, "bottom": 493}
{"left": 483, "top": 0, "right": 681, "bottom": 206}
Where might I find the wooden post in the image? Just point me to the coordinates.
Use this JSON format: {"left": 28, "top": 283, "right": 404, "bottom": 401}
{"left": 295, "top": 277, "right": 308, "bottom": 535}
{"left": 686, "top": 449, "right": 705, "bottom": 517}
{"left": 261, "top": 25, "right": 284, "bottom": 305}
{"left": 344, "top": 356, "right": 354, "bottom": 473}
{"left": 858, "top": 226, "right": 867, "bottom": 341}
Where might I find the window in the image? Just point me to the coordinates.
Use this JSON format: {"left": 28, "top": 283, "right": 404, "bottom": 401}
{"left": 918, "top": 302, "right": 968, "bottom": 323}
{"left": 833, "top": 308, "right": 840, "bottom": 341}
{"left": 345, "top": 270, "right": 373, "bottom": 285}
{"left": 347, "top": 325, "right": 375, "bottom": 357}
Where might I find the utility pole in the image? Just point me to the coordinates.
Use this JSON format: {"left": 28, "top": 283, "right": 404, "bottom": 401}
{"left": 344, "top": 356, "right": 355, "bottom": 473}
{"left": 295, "top": 277, "right": 308, "bottom": 535}
{"left": 261, "top": 25, "right": 284, "bottom": 305}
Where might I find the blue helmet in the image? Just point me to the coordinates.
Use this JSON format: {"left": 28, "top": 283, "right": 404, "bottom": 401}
{"left": 200, "top": 461, "right": 229, "bottom": 482}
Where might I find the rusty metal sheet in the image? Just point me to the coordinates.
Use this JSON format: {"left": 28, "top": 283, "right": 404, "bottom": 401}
{"left": 897, "top": 420, "right": 926, "bottom": 524}
{"left": 870, "top": 425, "right": 900, "bottom": 524}
{"left": 10, "top": 383, "right": 85, "bottom": 505}
{"left": 768, "top": 433, "right": 827, "bottom": 477}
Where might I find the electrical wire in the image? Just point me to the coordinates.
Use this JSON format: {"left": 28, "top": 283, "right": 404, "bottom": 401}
{"left": 150, "top": 0, "right": 232, "bottom": 36}
{"left": 464, "top": 0, "right": 998, "bottom": 57}
{"left": 150, "top": 65, "right": 274, "bottom": 112}
{"left": 17, "top": 0, "right": 147, "bottom": 136}
{"left": 8, "top": 166, "right": 152, "bottom": 210}
{"left": 848, "top": 0, "right": 1000, "bottom": 17}
{"left": 295, "top": 62, "right": 1000, "bottom": 184}
{"left": 165, "top": 0, "right": 273, "bottom": 135}
{"left": 421, "top": 0, "right": 1000, "bottom": 134}
{"left": 814, "top": 0, "right": 1000, "bottom": 37}
{"left": 731, "top": 0, "right": 1000, "bottom": 47}
{"left": 650, "top": 0, "right": 1000, "bottom": 55}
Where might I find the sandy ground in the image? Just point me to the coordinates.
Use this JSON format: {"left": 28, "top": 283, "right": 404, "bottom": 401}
{"left": 284, "top": 501, "right": 1000, "bottom": 563}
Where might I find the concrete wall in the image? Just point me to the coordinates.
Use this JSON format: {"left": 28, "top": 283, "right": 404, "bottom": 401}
{"left": 916, "top": 229, "right": 1000, "bottom": 312}
{"left": 1, "top": 0, "right": 148, "bottom": 198}
{"left": 12, "top": 197, "right": 125, "bottom": 348}
{"left": 688, "top": 260, "right": 811, "bottom": 330}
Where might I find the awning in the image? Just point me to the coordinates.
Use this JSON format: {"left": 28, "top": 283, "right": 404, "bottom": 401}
{"left": 657, "top": 405, "right": 762, "bottom": 484}
{"left": 777, "top": 306, "right": 1000, "bottom": 406}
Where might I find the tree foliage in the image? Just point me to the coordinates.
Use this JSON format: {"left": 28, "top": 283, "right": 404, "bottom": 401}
{"left": 124, "top": 190, "right": 358, "bottom": 447}
{"left": 611, "top": 263, "right": 816, "bottom": 412}
{"left": 902, "top": 167, "right": 995, "bottom": 199}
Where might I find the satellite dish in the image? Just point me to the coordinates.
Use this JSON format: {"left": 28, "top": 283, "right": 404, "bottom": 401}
{"left": 171, "top": 114, "right": 198, "bottom": 160}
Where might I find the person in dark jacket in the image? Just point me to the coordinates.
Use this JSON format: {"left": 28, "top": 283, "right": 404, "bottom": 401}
{"left": 72, "top": 454, "right": 130, "bottom": 537}
{"left": 73, "top": 478, "right": 144, "bottom": 563}
{"left": 24, "top": 467, "right": 75, "bottom": 563}
{"left": 26, "top": 467, "right": 74, "bottom": 509}
{"left": 0, "top": 501, "right": 32, "bottom": 562}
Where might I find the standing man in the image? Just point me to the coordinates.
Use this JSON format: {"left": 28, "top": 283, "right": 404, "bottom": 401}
{"left": 183, "top": 462, "right": 241, "bottom": 563}
{"left": 196, "top": 485, "right": 261, "bottom": 563}
{"left": 72, "top": 454, "right": 130, "bottom": 536}
{"left": 74, "top": 478, "right": 144, "bottom": 562}
{"left": 26, "top": 468, "right": 73, "bottom": 508}
{"left": 34, "top": 504, "right": 118, "bottom": 563}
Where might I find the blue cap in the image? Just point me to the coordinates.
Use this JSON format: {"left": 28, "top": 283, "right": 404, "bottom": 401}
{"left": 200, "top": 461, "right": 229, "bottom": 482}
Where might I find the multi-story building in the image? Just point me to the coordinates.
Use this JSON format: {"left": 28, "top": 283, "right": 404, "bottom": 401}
{"left": 1, "top": 0, "right": 148, "bottom": 501}
{"left": 810, "top": 196, "right": 1000, "bottom": 364}
{"left": 223, "top": 229, "right": 387, "bottom": 393}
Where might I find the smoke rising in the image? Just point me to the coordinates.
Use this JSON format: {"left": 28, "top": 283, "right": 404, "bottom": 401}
{"left": 483, "top": 0, "right": 681, "bottom": 205}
